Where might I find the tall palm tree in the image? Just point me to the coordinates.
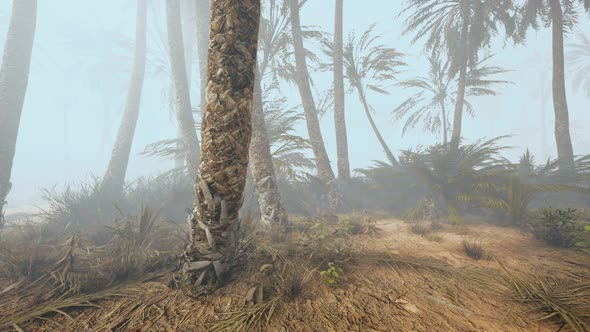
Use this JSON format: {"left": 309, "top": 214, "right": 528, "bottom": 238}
{"left": 0, "top": 0, "right": 37, "bottom": 223}
{"left": 519, "top": 0, "right": 590, "bottom": 172}
{"left": 402, "top": 0, "right": 516, "bottom": 146}
{"left": 195, "top": 0, "right": 211, "bottom": 113}
{"left": 289, "top": 0, "right": 341, "bottom": 210}
{"left": 324, "top": 25, "right": 406, "bottom": 164}
{"left": 182, "top": 0, "right": 261, "bottom": 288}
{"left": 333, "top": 0, "right": 350, "bottom": 180}
{"left": 568, "top": 31, "right": 590, "bottom": 98}
{"left": 247, "top": 0, "right": 297, "bottom": 226}
{"left": 393, "top": 54, "right": 510, "bottom": 144}
{"left": 101, "top": 1, "right": 147, "bottom": 200}
{"left": 166, "top": 0, "right": 200, "bottom": 180}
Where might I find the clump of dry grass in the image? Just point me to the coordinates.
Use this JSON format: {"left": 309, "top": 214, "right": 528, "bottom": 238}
{"left": 0, "top": 206, "right": 179, "bottom": 329}
{"left": 462, "top": 239, "right": 485, "bottom": 260}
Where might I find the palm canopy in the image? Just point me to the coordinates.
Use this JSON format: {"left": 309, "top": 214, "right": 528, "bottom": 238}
{"left": 401, "top": 0, "right": 517, "bottom": 74}
{"left": 568, "top": 32, "right": 590, "bottom": 97}
{"left": 392, "top": 53, "right": 511, "bottom": 140}
{"left": 518, "top": 0, "right": 590, "bottom": 38}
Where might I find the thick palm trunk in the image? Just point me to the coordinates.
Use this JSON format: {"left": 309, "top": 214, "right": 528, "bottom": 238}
{"left": 357, "top": 87, "right": 398, "bottom": 165}
{"left": 333, "top": 0, "right": 350, "bottom": 181}
{"left": 183, "top": 0, "right": 261, "bottom": 287}
{"left": 440, "top": 100, "right": 448, "bottom": 145}
{"left": 551, "top": 0, "right": 575, "bottom": 172}
{"left": 166, "top": 0, "right": 200, "bottom": 180}
{"left": 0, "top": 0, "right": 37, "bottom": 219}
{"left": 250, "top": 75, "right": 288, "bottom": 225}
{"left": 289, "top": 0, "right": 340, "bottom": 209}
{"left": 195, "top": 0, "right": 211, "bottom": 113}
{"left": 101, "top": 2, "right": 147, "bottom": 199}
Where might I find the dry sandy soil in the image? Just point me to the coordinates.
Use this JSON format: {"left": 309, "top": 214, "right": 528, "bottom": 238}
{"left": 1, "top": 217, "right": 588, "bottom": 331}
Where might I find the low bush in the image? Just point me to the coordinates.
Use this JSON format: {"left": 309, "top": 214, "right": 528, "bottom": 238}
{"left": 531, "top": 207, "right": 585, "bottom": 248}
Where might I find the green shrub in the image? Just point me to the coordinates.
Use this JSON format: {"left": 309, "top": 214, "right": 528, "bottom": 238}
{"left": 532, "top": 208, "right": 584, "bottom": 248}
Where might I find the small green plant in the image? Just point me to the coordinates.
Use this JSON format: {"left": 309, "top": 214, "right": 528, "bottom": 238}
{"left": 532, "top": 207, "right": 584, "bottom": 248}
{"left": 319, "top": 262, "right": 343, "bottom": 286}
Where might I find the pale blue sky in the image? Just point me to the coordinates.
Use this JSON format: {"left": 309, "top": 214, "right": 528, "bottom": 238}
{"left": 1, "top": 1, "right": 589, "bottom": 207}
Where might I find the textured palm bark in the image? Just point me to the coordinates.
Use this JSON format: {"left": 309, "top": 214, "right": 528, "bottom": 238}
{"left": 333, "top": 0, "right": 350, "bottom": 181}
{"left": 101, "top": 2, "right": 147, "bottom": 199}
{"left": 0, "top": 0, "right": 37, "bottom": 218}
{"left": 440, "top": 100, "right": 448, "bottom": 145}
{"left": 550, "top": 0, "right": 575, "bottom": 172}
{"left": 195, "top": 0, "right": 211, "bottom": 114}
{"left": 250, "top": 75, "right": 288, "bottom": 225}
{"left": 166, "top": 0, "right": 201, "bottom": 181}
{"left": 183, "top": 0, "right": 261, "bottom": 287}
{"left": 289, "top": 0, "right": 340, "bottom": 209}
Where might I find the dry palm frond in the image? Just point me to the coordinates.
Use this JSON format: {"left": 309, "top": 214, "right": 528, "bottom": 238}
{"left": 507, "top": 275, "right": 590, "bottom": 332}
{"left": 209, "top": 296, "right": 280, "bottom": 332}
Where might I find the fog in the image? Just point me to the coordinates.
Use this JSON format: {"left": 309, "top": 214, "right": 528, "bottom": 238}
{"left": 2, "top": 1, "right": 588, "bottom": 208}
{"left": 1, "top": 1, "right": 590, "bottom": 330}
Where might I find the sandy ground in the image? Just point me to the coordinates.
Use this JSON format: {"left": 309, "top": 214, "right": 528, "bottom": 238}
{"left": 2, "top": 217, "right": 587, "bottom": 331}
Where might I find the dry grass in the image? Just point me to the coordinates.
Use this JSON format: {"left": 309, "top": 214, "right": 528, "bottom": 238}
{"left": 462, "top": 239, "right": 485, "bottom": 260}
{"left": 0, "top": 215, "right": 587, "bottom": 331}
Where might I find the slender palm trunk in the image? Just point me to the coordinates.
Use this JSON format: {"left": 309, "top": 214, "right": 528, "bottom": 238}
{"left": 0, "top": 0, "right": 37, "bottom": 219}
{"left": 551, "top": 0, "right": 575, "bottom": 172}
{"left": 440, "top": 100, "right": 448, "bottom": 145}
{"left": 183, "top": 0, "right": 261, "bottom": 287}
{"left": 195, "top": 0, "right": 210, "bottom": 114}
{"left": 450, "top": 7, "right": 470, "bottom": 146}
{"left": 250, "top": 74, "right": 288, "bottom": 225}
{"left": 175, "top": 0, "right": 197, "bottom": 169}
{"left": 356, "top": 87, "right": 398, "bottom": 164}
{"left": 333, "top": 0, "right": 350, "bottom": 181}
{"left": 289, "top": 0, "right": 340, "bottom": 209}
{"left": 166, "top": 0, "right": 200, "bottom": 180}
{"left": 101, "top": 2, "right": 147, "bottom": 199}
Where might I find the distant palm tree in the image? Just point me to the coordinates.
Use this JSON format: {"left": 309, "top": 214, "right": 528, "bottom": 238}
{"left": 518, "top": 0, "right": 590, "bottom": 172}
{"left": 289, "top": 0, "right": 341, "bottom": 210}
{"left": 393, "top": 53, "right": 510, "bottom": 144}
{"left": 568, "top": 31, "right": 590, "bottom": 98}
{"left": 324, "top": 25, "right": 406, "bottom": 165}
{"left": 101, "top": 1, "right": 147, "bottom": 200}
{"left": 333, "top": 0, "right": 351, "bottom": 180}
{"left": 0, "top": 0, "right": 37, "bottom": 223}
{"left": 402, "top": 0, "right": 517, "bottom": 146}
{"left": 166, "top": 0, "right": 200, "bottom": 180}
{"left": 183, "top": 0, "right": 261, "bottom": 288}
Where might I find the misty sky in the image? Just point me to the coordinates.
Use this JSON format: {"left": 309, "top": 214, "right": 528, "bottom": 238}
{"left": 1, "top": 1, "right": 589, "bottom": 207}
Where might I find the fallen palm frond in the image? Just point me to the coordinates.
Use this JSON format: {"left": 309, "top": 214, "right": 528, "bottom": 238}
{"left": 506, "top": 275, "right": 590, "bottom": 332}
{"left": 209, "top": 296, "right": 281, "bottom": 332}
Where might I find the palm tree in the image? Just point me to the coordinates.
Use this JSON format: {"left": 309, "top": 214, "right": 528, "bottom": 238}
{"left": 519, "top": 0, "right": 590, "bottom": 172}
{"left": 247, "top": 0, "right": 298, "bottom": 226}
{"left": 325, "top": 25, "right": 406, "bottom": 164}
{"left": 166, "top": 0, "right": 200, "bottom": 180}
{"left": 393, "top": 54, "right": 510, "bottom": 144}
{"left": 101, "top": 1, "right": 147, "bottom": 200}
{"left": 0, "top": 0, "right": 37, "bottom": 224}
{"left": 333, "top": 0, "right": 350, "bottom": 181}
{"left": 568, "top": 31, "right": 590, "bottom": 98}
{"left": 402, "top": 0, "right": 517, "bottom": 146}
{"left": 195, "top": 0, "right": 211, "bottom": 113}
{"left": 182, "top": 0, "right": 261, "bottom": 288}
{"left": 289, "top": 0, "right": 341, "bottom": 210}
